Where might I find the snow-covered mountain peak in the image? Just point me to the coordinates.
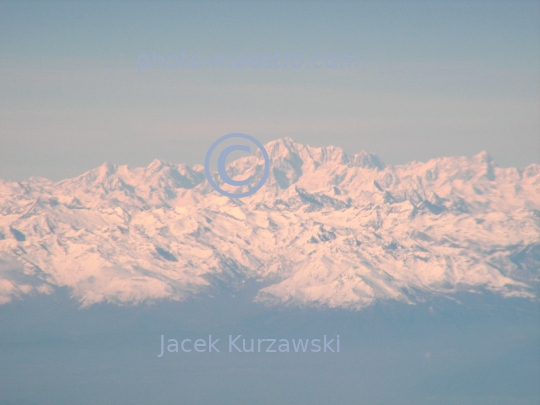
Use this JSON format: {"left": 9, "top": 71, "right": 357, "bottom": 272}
{"left": 348, "top": 150, "right": 386, "bottom": 169}
{"left": 92, "top": 162, "right": 118, "bottom": 181}
{"left": 264, "top": 137, "right": 383, "bottom": 169}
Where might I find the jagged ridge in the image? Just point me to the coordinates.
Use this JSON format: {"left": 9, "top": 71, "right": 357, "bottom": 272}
{"left": 0, "top": 138, "right": 539, "bottom": 308}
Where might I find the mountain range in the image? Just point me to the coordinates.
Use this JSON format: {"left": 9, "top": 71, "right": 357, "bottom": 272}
{"left": 1, "top": 138, "right": 539, "bottom": 309}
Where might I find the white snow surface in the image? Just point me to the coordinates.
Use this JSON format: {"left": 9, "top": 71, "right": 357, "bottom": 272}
{"left": 0, "top": 138, "right": 539, "bottom": 308}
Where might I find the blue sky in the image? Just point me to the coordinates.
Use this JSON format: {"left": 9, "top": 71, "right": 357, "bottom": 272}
{"left": 1, "top": 1, "right": 539, "bottom": 180}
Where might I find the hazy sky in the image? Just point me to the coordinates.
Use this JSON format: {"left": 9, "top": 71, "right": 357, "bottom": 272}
{"left": 1, "top": 1, "right": 539, "bottom": 181}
